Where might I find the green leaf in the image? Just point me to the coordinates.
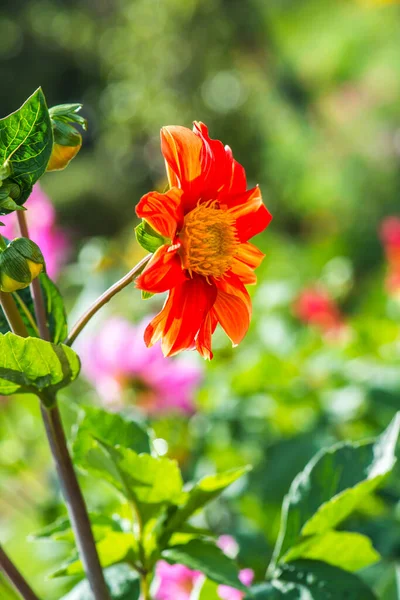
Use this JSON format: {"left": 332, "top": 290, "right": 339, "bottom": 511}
{"left": 0, "top": 332, "right": 80, "bottom": 401}
{"left": 271, "top": 414, "right": 400, "bottom": 568}
{"left": 162, "top": 539, "right": 245, "bottom": 591}
{"left": 283, "top": 530, "right": 380, "bottom": 572}
{"left": 0, "top": 88, "right": 53, "bottom": 212}
{"left": 255, "top": 560, "right": 376, "bottom": 599}
{"left": 52, "top": 531, "right": 137, "bottom": 578}
{"left": 160, "top": 467, "right": 250, "bottom": 543}
{"left": 60, "top": 564, "right": 140, "bottom": 600}
{"left": 39, "top": 273, "right": 68, "bottom": 344}
{"left": 75, "top": 440, "right": 183, "bottom": 524}
{"left": 0, "top": 272, "right": 67, "bottom": 343}
{"left": 31, "top": 513, "right": 127, "bottom": 545}
{"left": 73, "top": 405, "right": 151, "bottom": 461}
{"left": 135, "top": 220, "right": 167, "bottom": 253}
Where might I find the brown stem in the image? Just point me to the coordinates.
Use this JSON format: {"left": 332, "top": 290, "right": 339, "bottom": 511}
{"left": 65, "top": 253, "right": 151, "bottom": 346}
{"left": 14, "top": 211, "right": 111, "bottom": 599}
{"left": 40, "top": 401, "right": 111, "bottom": 600}
{"left": 0, "top": 545, "right": 41, "bottom": 600}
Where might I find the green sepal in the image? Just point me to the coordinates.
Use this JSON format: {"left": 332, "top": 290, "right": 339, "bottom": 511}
{"left": 49, "top": 103, "right": 87, "bottom": 130}
{"left": 0, "top": 238, "right": 45, "bottom": 291}
{"left": 142, "top": 290, "right": 154, "bottom": 300}
{"left": 135, "top": 220, "right": 168, "bottom": 254}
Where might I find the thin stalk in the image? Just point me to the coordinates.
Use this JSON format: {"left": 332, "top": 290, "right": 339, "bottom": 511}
{"left": 0, "top": 545, "right": 41, "bottom": 600}
{"left": 140, "top": 572, "right": 152, "bottom": 600}
{"left": 12, "top": 292, "right": 39, "bottom": 336}
{"left": 65, "top": 253, "right": 151, "bottom": 346}
{"left": 15, "top": 211, "right": 110, "bottom": 600}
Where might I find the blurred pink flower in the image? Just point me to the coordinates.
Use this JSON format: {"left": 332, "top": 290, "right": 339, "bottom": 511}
{"left": 1, "top": 184, "right": 69, "bottom": 279}
{"left": 80, "top": 317, "right": 203, "bottom": 415}
{"left": 154, "top": 563, "right": 202, "bottom": 600}
{"left": 293, "top": 286, "right": 345, "bottom": 335}
{"left": 154, "top": 536, "right": 253, "bottom": 600}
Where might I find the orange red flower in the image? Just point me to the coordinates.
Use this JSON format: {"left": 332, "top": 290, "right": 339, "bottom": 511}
{"left": 135, "top": 122, "right": 271, "bottom": 359}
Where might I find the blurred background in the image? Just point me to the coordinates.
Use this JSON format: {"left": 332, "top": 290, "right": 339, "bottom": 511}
{"left": 2, "top": 0, "right": 400, "bottom": 598}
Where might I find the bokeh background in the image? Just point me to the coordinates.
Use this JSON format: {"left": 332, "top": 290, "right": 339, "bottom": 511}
{"left": 2, "top": 0, "right": 400, "bottom": 598}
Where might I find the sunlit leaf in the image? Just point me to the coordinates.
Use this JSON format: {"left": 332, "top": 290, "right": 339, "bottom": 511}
{"left": 0, "top": 332, "right": 80, "bottom": 402}
{"left": 60, "top": 564, "right": 140, "bottom": 600}
{"left": 0, "top": 88, "right": 53, "bottom": 212}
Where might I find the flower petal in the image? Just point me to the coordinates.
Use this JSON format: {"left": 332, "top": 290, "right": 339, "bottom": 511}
{"left": 195, "top": 309, "right": 218, "bottom": 360}
{"left": 136, "top": 245, "right": 187, "bottom": 293}
{"left": 161, "top": 126, "right": 203, "bottom": 193}
{"left": 136, "top": 187, "right": 184, "bottom": 239}
{"left": 193, "top": 122, "right": 247, "bottom": 199}
{"left": 144, "top": 277, "right": 217, "bottom": 357}
{"left": 213, "top": 272, "right": 252, "bottom": 345}
{"left": 231, "top": 242, "right": 265, "bottom": 284}
{"left": 228, "top": 186, "right": 272, "bottom": 242}
{"left": 213, "top": 287, "right": 251, "bottom": 347}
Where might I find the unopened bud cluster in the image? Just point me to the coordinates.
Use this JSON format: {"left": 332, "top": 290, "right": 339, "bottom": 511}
{"left": 0, "top": 237, "right": 45, "bottom": 292}
{"left": 47, "top": 104, "right": 87, "bottom": 171}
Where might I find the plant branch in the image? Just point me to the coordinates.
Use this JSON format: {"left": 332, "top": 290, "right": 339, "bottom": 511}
{"left": 0, "top": 545, "right": 41, "bottom": 600}
{"left": 65, "top": 253, "right": 152, "bottom": 346}
{"left": 0, "top": 291, "right": 29, "bottom": 336}
{"left": 15, "top": 210, "right": 111, "bottom": 600}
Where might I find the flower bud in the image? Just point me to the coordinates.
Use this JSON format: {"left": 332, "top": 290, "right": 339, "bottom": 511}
{"left": 0, "top": 237, "right": 45, "bottom": 292}
{"left": 47, "top": 104, "right": 87, "bottom": 172}
{"left": 0, "top": 179, "right": 23, "bottom": 212}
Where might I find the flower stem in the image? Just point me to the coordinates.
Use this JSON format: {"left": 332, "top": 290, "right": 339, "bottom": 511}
{"left": 40, "top": 399, "right": 112, "bottom": 600}
{"left": 14, "top": 210, "right": 111, "bottom": 600}
{"left": 0, "top": 545, "right": 41, "bottom": 600}
{"left": 140, "top": 572, "right": 153, "bottom": 600}
{"left": 65, "top": 253, "right": 152, "bottom": 346}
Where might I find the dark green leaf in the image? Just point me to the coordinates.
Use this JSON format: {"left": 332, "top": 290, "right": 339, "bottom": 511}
{"left": 271, "top": 414, "right": 400, "bottom": 568}
{"left": 251, "top": 560, "right": 377, "bottom": 599}
{"left": 0, "top": 272, "right": 67, "bottom": 343}
{"left": 135, "top": 220, "right": 167, "bottom": 253}
{"left": 0, "top": 332, "right": 80, "bottom": 400}
{"left": 39, "top": 273, "right": 68, "bottom": 344}
{"left": 60, "top": 564, "right": 140, "bottom": 600}
{"left": 0, "top": 88, "right": 53, "bottom": 212}
{"left": 162, "top": 539, "right": 245, "bottom": 590}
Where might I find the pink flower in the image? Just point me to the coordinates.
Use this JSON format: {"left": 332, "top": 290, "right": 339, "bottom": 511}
{"left": 154, "top": 536, "right": 253, "bottom": 600}
{"left": 1, "top": 184, "right": 69, "bottom": 279}
{"left": 80, "top": 317, "right": 203, "bottom": 415}
{"left": 218, "top": 569, "right": 254, "bottom": 600}
{"left": 154, "top": 563, "right": 202, "bottom": 600}
{"left": 293, "top": 286, "right": 345, "bottom": 335}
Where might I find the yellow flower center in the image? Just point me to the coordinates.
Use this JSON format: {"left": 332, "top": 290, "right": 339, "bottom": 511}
{"left": 179, "top": 202, "right": 239, "bottom": 278}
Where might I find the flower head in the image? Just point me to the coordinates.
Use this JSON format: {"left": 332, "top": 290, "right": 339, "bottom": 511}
{"left": 293, "top": 286, "right": 345, "bottom": 335}
{"left": 135, "top": 122, "right": 272, "bottom": 359}
{"left": 80, "top": 317, "right": 202, "bottom": 415}
{"left": 1, "top": 184, "right": 69, "bottom": 279}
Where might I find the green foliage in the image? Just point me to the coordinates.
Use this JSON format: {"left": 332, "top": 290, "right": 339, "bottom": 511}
{"left": 0, "top": 332, "right": 80, "bottom": 402}
{"left": 270, "top": 414, "right": 400, "bottom": 571}
{"left": 163, "top": 539, "right": 245, "bottom": 590}
{"left": 39, "top": 273, "right": 68, "bottom": 344}
{"left": 0, "top": 88, "right": 52, "bottom": 212}
{"left": 60, "top": 564, "right": 140, "bottom": 600}
{"left": 247, "top": 561, "right": 377, "bottom": 599}
{"left": 135, "top": 220, "right": 167, "bottom": 254}
{"left": 73, "top": 405, "right": 151, "bottom": 459}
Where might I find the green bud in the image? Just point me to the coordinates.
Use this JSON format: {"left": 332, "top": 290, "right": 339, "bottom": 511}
{"left": 0, "top": 237, "right": 45, "bottom": 292}
{"left": 47, "top": 104, "right": 87, "bottom": 171}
